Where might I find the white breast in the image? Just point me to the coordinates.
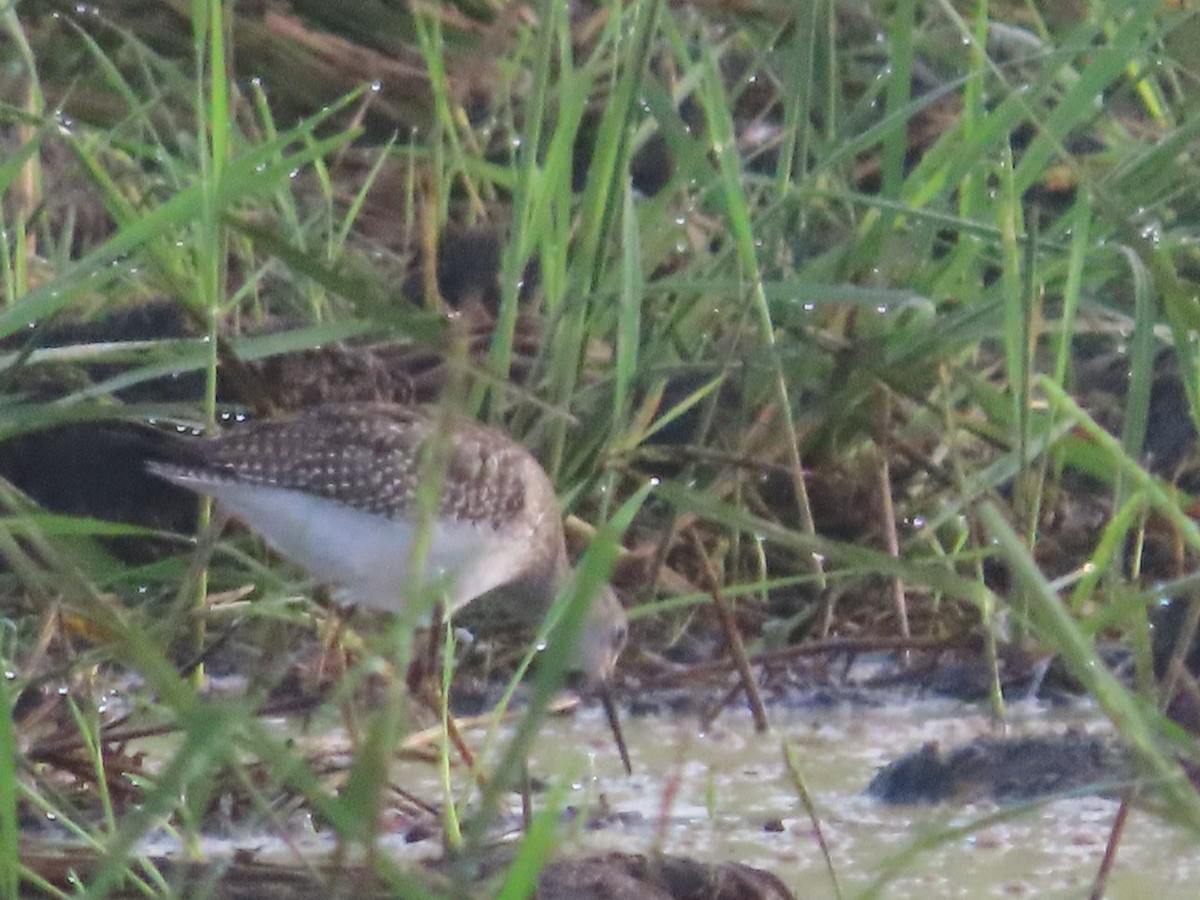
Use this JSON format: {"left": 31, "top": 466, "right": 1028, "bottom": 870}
{"left": 190, "top": 480, "right": 530, "bottom": 615}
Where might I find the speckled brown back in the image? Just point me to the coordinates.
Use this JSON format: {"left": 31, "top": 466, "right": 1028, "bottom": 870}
{"left": 163, "top": 403, "right": 533, "bottom": 530}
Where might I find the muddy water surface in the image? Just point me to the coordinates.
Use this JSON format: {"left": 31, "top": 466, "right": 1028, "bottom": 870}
{"left": 121, "top": 696, "right": 1200, "bottom": 898}
{"left": 522, "top": 700, "right": 1200, "bottom": 899}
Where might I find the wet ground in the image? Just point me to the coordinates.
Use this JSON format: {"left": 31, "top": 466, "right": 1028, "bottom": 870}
{"left": 57, "top": 694, "right": 1191, "bottom": 899}
{"left": 530, "top": 701, "right": 1196, "bottom": 899}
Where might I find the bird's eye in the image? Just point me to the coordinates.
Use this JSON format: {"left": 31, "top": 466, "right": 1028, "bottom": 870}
{"left": 613, "top": 623, "right": 629, "bottom": 651}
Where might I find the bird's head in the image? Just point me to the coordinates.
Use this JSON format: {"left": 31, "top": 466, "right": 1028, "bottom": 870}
{"left": 569, "top": 583, "right": 632, "bottom": 774}
{"left": 572, "top": 583, "right": 628, "bottom": 688}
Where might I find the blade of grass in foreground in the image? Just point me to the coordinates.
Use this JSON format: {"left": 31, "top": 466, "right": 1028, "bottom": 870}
{"left": 0, "top": 496, "right": 440, "bottom": 895}
{"left": 858, "top": 792, "right": 1124, "bottom": 900}
{"left": 1040, "top": 379, "right": 1200, "bottom": 556}
{"left": 692, "top": 31, "right": 824, "bottom": 589}
{"left": 494, "top": 774, "right": 574, "bottom": 900}
{"left": 979, "top": 501, "right": 1200, "bottom": 830}
{"left": 0, "top": 98, "right": 360, "bottom": 341}
{"left": 464, "top": 480, "right": 652, "bottom": 852}
{"left": 0, "top": 669, "right": 17, "bottom": 900}
{"left": 656, "top": 481, "right": 994, "bottom": 609}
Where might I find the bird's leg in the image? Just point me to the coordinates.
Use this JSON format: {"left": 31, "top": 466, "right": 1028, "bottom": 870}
{"left": 312, "top": 599, "right": 355, "bottom": 694}
{"left": 436, "top": 700, "right": 477, "bottom": 772}
{"left": 405, "top": 602, "right": 445, "bottom": 695}
{"left": 408, "top": 603, "right": 479, "bottom": 772}
{"left": 520, "top": 757, "right": 533, "bottom": 830}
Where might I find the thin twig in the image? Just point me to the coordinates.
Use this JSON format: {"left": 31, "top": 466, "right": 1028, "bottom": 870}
{"left": 686, "top": 529, "right": 769, "bottom": 733}
{"left": 1089, "top": 789, "right": 1133, "bottom": 900}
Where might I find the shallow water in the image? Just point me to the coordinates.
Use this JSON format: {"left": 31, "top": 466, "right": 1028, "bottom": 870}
{"left": 518, "top": 699, "right": 1200, "bottom": 899}
{"left": 114, "top": 695, "right": 1200, "bottom": 898}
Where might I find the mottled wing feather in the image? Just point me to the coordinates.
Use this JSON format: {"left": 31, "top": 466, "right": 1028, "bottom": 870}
{"left": 439, "top": 422, "right": 528, "bottom": 527}
{"left": 169, "top": 404, "right": 528, "bottom": 529}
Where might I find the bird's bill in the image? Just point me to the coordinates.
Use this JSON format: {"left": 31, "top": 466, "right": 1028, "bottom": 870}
{"left": 599, "top": 681, "right": 632, "bottom": 775}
